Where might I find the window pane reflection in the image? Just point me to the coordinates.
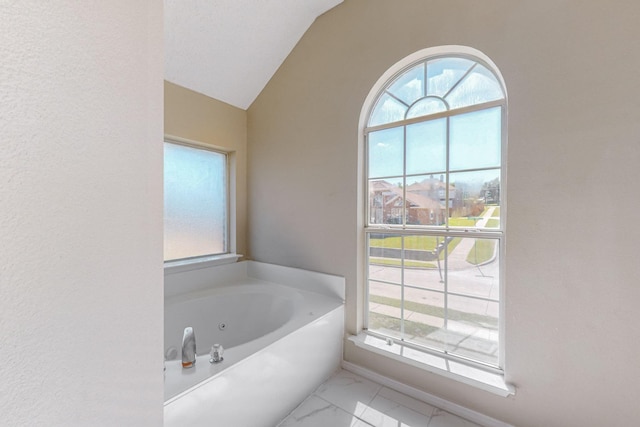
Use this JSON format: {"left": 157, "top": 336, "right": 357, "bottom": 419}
{"left": 406, "top": 97, "right": 447, "bottom": 119}
{"left": 426, "top": 57, "right": 475, "bottom": 98}
{"left": 368, "top": 127, "right": 404, "bottom": 178}
{"left": 368, "top": 281, "right": 403, "bottom": 341}
{"left": 406, "top": 118, "right": 446, "bottom": 175}
{"left": 369, "top": 177, "right": 404, "bottom": 225}
{"left": 448, "top": 238, "right": 500, "bottom": 299}
{"left": 369, "top": 93, "right": 407, "bottom": 127}
{"left": 450, "top": 107, "right": 502, "bottom": 171}
{"left": 445, "top": 64, "right": 504, "bottom": 110}
{"left": 405, "top": 175, "right": 447, "bottom": 226}
{"left": 368, "top": 233, "right": 403, "bottom": 283}
{"left": 404, "top": 289, "right": 447, "bottom": 353}
{"left": 388, "top": 62, "right": 425, "bottom": 106}
{"left": 448, "top": 169, "right": 500, "bottom": 228}
{"left": 448, "top": 295, "right": 499, "bottom": 365}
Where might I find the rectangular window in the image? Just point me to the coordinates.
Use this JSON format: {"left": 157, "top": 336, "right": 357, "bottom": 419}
{"left": 365, "top": 106, "right": 504, "bottom": 370}
{"left": 367, "top": 233, "right": 501, "bottom": 367}
{"left": 164, "top": 140, "right": 228, "bottom": 262}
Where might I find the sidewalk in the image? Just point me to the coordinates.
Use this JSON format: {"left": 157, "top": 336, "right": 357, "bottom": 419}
{"left": 446, "top": 206, "right": 497, "bottom": 270}
{"left": 367, "top": 207, "right": 501, "bottom": 364}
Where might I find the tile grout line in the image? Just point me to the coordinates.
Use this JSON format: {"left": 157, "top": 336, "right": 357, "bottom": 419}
{"left": 343, "top": 362, "right": 513, "bottom": 427}
{"left": 351, "top": 373, "right": 437, "bottom": 427}
{"left": 311, "top": 393, "right": 376, "bottom": 427}
{"left": 373, "top": 384, "right": 436, "bottom": 426}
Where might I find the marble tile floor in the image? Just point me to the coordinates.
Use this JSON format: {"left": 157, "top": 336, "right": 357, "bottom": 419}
{"left": 277, "top": 369, "right": 482, "bottom": 427}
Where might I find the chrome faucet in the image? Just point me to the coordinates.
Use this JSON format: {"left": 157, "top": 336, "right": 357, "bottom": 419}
{"left": 210, "top": 343, "right": 224, "bottom": 363}
{"left": 182, "top": 327, "right": 196, "bottom": 368}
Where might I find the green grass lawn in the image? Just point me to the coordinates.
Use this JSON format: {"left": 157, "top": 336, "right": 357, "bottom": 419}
{"left": 370, "top": 235, "right": 460, "bottom": 251}
{"left": 448, "top": 217, "right": 478, "bottom": 227}
{"left": 370, "top": 235, "right": 439, "bottom": 250}
{"left": 485, "top": 218, "right": 500, "bottom": 228}
{"left": 491, "top": 207, "right": 500, "bottom": 217}
{"left": 369, "top": 294, "right": 498, "bottom": 328}
{"left": 368, "top": 312, "right": 438, "bottom": 337}
{"left": 466, "top": 239, "right": 496, "bottom": 265}
{"left": 369, "top": 235, "right": 463, "bottom": 263}
{"left": 369, "top": 234, "right": 464, "bottom": 262}
{"left": 369, "top": 257, "right": 436, "bottom": 269}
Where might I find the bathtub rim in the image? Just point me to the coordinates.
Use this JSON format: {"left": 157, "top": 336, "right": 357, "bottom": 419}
{"left": 165, "top": 260, "right": 345, "bottom": 302}
{"left": 164, "top": 281, "right": 303, "bottom": 357}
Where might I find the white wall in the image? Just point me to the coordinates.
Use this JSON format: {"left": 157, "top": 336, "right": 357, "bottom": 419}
{"left": 247, "top": 1, "right": 640, "bottom": 425}
{"left": 0, "top": 2, "right": 164, "bottom": 425}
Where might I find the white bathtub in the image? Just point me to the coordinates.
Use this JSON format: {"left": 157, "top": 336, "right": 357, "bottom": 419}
{"left": 163, "top": 261, "right": 344, "bottom": 427}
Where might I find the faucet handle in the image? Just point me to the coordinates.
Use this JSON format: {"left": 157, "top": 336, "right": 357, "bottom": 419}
{"left": 210, "top": 343, "right": 224, "bottom": 363}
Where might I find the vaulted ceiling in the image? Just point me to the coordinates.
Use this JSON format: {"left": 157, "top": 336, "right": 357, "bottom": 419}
{"left": 164, "top": 0, "right": 343, "bottom": 110}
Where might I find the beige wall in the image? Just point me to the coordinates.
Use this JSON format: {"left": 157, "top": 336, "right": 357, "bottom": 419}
{"left": 164, "top": 81, "right": 248, "bottom": 258}
{"left": 248, "top": 1, "right": 640, "bottom": 426}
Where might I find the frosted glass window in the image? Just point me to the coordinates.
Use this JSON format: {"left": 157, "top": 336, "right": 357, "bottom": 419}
{"left": 164, "top": 142, "right": 227, "bottom": 261}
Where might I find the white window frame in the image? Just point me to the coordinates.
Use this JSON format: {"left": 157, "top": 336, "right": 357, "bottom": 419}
{"left": 354, "top": 46, "right": 513, "bottom": 396}
{"left": 163, "top": 135, "right": 240, "bottom": 273}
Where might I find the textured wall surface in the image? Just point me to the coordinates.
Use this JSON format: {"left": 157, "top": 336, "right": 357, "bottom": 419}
{"left": 0, "top": 1, "right": 164, "bottom": 425}
{"left": 247, "top": 1, "right": 640, "bottom": 426}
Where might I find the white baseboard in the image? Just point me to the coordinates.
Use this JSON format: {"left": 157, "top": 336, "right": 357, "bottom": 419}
{"left": 341, "top": 361, "right": 513, "bottom": 427}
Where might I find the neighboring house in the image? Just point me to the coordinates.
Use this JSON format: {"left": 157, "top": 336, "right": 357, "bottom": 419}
{"left": 369, "top": 177, "right": 449, "bottom": 225}
{"left": 370, "top": 175, "right": 489, "bottom": 225}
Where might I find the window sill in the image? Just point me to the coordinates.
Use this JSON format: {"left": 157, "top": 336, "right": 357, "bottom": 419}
{"left": 348, "top": 333, "right": 515, "bottom": 397}
{"left": 164, "top": 253, "right": 242, "bottom": 275}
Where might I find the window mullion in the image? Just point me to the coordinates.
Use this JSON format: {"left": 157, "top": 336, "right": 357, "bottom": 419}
{"left": 364, "top": 231, "right": 371, "bottom": 330}
{"left": 443, "top": 228, "right": 450, "bottom": 357}
{"left": 364, "top": 133, "right": 370, "bottom": 227}
{"left": 445, "top": 116, "right": 451, "bottom": 227}
{"left": 365, "top": 228, "right": 501, "bottom": 240}
{"left": 423, "top": 60, "right": 428, "bottom": 97}
{"left": 400, "top": 236, "right": 406, "bottom": 340}
{"left": 442, "top": 63, "right": 477, "bottom": 100}
{"left": 401, "top": 126, "right": 407, "bottom": 341}
{"left": 386, "top": 90, "right": 410, "bottom": 108}
{"left": 443, "top": 114, "right": 451, "bottom": 357}
{"left": 365, "top": 99, "right": 504, "bottom": 134}
{"left": 403, "top": 126, "right": 407, "bottom": 227}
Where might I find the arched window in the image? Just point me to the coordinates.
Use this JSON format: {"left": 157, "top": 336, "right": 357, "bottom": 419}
{"left": 363, "top": 48, "right": 506, "bottom": 371}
